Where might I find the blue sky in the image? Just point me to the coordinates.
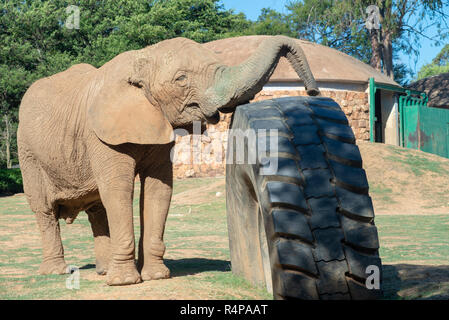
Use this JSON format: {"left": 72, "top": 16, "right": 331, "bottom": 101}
{"left": 221, "top": 0, "right": 448, "bottom": 80}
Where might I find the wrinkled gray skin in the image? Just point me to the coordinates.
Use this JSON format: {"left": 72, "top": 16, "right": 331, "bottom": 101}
{"left": 17, "top": 35, "right": 319, "bottom": 286}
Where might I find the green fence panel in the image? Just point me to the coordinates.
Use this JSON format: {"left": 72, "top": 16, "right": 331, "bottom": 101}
{"left": 400, "top": 91, "right": 449, "bottom": 159}
{"left": 418, "top": 106, "right": 449, "bottom": 158}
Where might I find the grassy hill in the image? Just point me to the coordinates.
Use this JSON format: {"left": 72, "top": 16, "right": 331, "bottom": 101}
{"left": 359, "top": 142, "right": 449, "bottom": 215}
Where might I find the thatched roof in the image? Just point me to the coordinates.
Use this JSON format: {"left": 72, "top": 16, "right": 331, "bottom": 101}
{"left": 203, "top": 35, "right": 400, "bottom": 86}
{"left": 407, "top": 73, "right": 449, "bottom": 108}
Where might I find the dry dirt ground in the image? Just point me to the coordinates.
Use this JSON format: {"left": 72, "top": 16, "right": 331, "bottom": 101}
{"left": 1, "top": 142, "right": 449, "bottom": 299}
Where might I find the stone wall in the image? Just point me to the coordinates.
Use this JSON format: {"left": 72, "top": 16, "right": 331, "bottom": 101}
{"left": 172, "top": 89, "right": 370, "bottom": 179}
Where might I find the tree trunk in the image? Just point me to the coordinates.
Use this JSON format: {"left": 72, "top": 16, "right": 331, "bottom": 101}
{"left": 382, "top": 32, "right": 394, "bottom": 79}
{"left": 369, "top": 1, "right": 394, "bottom": 80}
{"left": 369, "top": 28, "right": 394, "bottom": 80}
{"left": 4, "top": 114, "right": 12, "bottom": 169}
{"left": 369, "top": 29, "right": 382, "bottom": 72}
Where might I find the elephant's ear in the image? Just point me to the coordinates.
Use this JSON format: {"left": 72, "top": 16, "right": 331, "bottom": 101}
{"left": 88, "top": 81, "right": 173, "bottom": 145}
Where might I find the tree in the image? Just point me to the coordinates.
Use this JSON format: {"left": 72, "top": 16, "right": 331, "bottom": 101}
{"left": 287, "top": 0, "right": 449, "bottom": 81}
{"left": 417, "top": 44, "right": 449, "bottom": 79}
{"left": 243, "top": 8, "right": 296, "bottom": 36}
{"left": 287, "top": 0, "right": 372, "bottom": 63}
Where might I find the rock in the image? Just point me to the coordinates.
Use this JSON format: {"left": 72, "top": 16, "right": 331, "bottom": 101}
{"left": 185, "top": 169, "right": 195, "bottom": 178}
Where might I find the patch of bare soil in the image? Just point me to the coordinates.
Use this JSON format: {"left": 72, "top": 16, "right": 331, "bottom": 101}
{"left": 171, "top": 179, "right": 225, "bottom": 206}
{"left": 358, "top": 142, "right": 449, "bottom": 215}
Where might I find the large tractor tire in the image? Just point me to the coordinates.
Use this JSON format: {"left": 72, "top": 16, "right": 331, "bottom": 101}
{"left": 226, "top": 96, "right": 382, "bottom": 300}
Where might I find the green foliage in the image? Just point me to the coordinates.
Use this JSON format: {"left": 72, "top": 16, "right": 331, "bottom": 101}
{"left": 243, "top": 8, "right": 295, "bottom": 37}
{"left": 146, "top": 0, "right": 251, "bottom": 43}
{"left": 287, "top": 0, "right": 372, "bottom": 63}
{"left": 417, "top": 44, "right": 449, "bottom": 79}
{"left": 0, "top": 168, "right": 23, "bottom": 194}
{"left": 393, "top": 61, "right": 413, "bottom": 86}
{"left": 417, "top": 64, "right": 449, "bottom": 80}
{"left": 432, "top": 44, "right": 449, "bottom": 67}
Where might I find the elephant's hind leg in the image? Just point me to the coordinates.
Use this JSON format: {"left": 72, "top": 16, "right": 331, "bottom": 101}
{"left": 19, "top": 144, "right": 67, "bottom": 275}
{"left": 35, "top": 210, "right": 68, "bottom": 275}
{"left": 86, "top": 203, "right": 111, "bottom": 275}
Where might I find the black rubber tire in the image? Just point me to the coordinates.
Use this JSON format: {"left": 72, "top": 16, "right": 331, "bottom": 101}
{"left": 225, "top": 96, "right": 382, "bottom": 300}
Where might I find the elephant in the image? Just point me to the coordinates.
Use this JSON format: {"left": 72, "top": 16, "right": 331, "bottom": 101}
{"left": 17, "top": 35, "right": 319, "bottom": 286}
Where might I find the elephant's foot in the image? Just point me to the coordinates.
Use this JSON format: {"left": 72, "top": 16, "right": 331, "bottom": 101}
{"left": 141, "top": 262, "right": 170, "bottom": 281}
{"left": 94, "top": 249, "right": 111, "bottom": 276}
{"left": 106, "top": 261, "right": 141, "bottom": 286}
{"left": 39, "top": 258, "right": 68, "bottom": 275}
{"left": 95, "top": 258, "right": 109, "bottom": 275}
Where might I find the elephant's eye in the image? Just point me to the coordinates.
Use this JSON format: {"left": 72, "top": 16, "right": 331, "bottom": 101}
{"left": 175, "top": 74, "right": 188, "bottom": 86}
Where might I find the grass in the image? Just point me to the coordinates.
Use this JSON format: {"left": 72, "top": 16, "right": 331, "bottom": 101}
{"left": 376, "top": 214, "right": 449, "bottom": 299}
{"left": 369, "top": 183, "right": 396, "bottom": 204}
{"left": 377, "top": 215, "right": 449, "bottom": 265}
{"left": 363, "top": 143, "right": 449, "bottom": 212}
{"left": 385, "top": 145, "right": 447, "bottom": 177}
{"left": 1, "top": 176, "right": 449, "bottom": 299}
{"left": 0, "top": 177, "right": 271, "bottom": 300}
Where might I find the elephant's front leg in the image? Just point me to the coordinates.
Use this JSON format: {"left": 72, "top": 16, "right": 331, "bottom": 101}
{"left": 92, "top": 150, "right": 141, "bottom": 286}
{"left": 137, "top": 161, "right": 172, "bottom": 281}
{"left": 97, "top": 179, "right": 141, "bottom": 285}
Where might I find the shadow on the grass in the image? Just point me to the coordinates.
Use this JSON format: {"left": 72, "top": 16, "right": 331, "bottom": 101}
{"left": 383, "top": 264, "right": 449, "bottom": 300}
{"left": 80, "top": 258, "right": 231, "bottom": 277}
{"left": 165, "top": 258, "right": 231, "bottom": 277}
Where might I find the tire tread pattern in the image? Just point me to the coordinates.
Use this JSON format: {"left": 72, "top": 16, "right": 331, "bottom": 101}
{"left": 231, "top": 96, "right": 382, "bottom": 300}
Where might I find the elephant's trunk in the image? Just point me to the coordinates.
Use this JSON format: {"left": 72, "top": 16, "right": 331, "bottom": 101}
{"left": 212, "top": 36, "right": 319, "bottom": 112}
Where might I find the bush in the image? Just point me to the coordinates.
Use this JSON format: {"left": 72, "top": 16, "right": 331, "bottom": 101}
{"left": 0, "top": 168, "right": 23, "bottom": 194}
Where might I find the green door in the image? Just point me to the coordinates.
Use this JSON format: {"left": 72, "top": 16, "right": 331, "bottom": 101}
{"left": 399, "top": 93, "right": 421, "bottom": 150}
